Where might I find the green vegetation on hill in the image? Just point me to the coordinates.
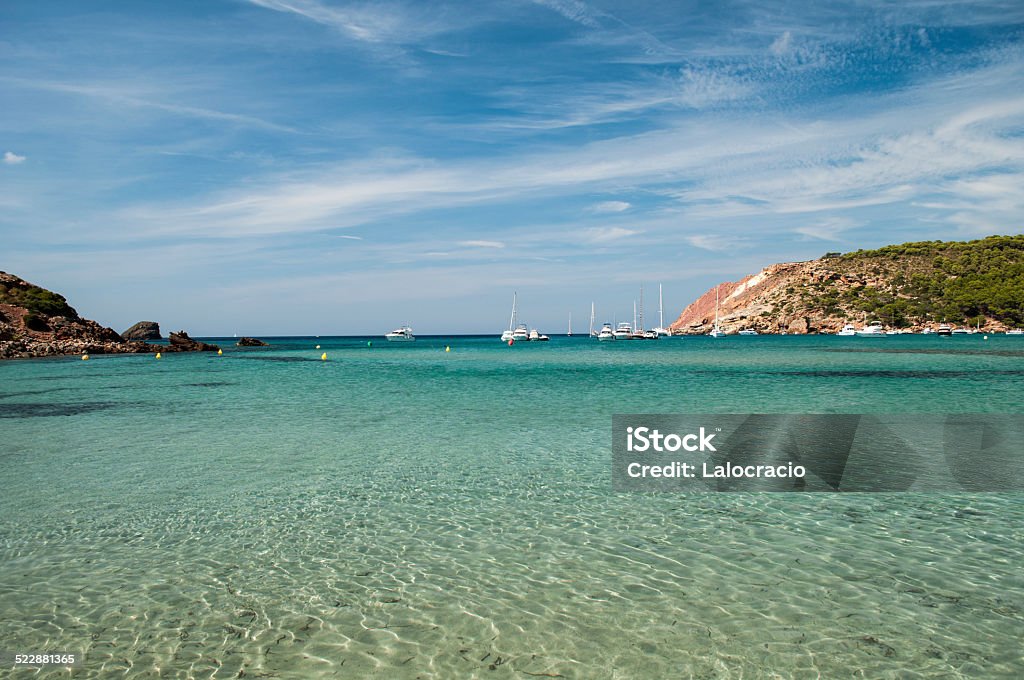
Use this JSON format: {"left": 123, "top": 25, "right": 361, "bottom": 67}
{"left": 801, "top": 235, "right": 1024, "bottom": 327}
{"left": 0, "top": 280, "right": 77, "bottom": 319}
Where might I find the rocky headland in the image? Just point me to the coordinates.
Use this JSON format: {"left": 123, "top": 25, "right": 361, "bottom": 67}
{"left": 0, "top": 271, "right": 219, "bottom": 358}
{"left": 669, "top": 235, "right": 1024, "bottom": 335}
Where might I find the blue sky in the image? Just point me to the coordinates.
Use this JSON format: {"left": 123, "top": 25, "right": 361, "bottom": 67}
{"left": 2, "top": 0, "right": 1023, "bottom": 334}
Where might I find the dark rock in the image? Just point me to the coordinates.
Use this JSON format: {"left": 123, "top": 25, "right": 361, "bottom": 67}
{"left": 167, "top": 331, "right": 220, "bottom": 353}
{"left": 236, "top": 337, "right": 268, "bottom": 346}
{"left": 123, "top": 321, "right": 161, "bottom": 340}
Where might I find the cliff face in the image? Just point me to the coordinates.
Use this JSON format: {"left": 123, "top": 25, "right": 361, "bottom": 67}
{"left": 669, "top": 235, "right": 1024, "bottom": 335}
{"left": 122, "top": 321, "right": 161, "bottom": 340}
{"left": 0, "top": 272, "right": 218, "bottom": 358}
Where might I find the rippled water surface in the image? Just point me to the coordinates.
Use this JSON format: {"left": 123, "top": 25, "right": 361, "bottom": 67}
{"left": 2, "top": 335, "right": 1023, "bottom": 678}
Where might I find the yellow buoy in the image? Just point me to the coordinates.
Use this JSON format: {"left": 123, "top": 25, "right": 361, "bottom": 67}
{"left": 445, "top": 345, "right": 451, "bottom": 353}
{"left": 321, "top": 352, "right": 327, "bottom": 361}
{"left": 156, "top": 352, "right": 162, "bottom": 359}
{"left": 81, "top": 354, "right": 89, "bottom": 361}
{"left": 217, "top": 348, "right": 223, "bottom": 355}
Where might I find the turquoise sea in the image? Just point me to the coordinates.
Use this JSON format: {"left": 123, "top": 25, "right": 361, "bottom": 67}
{"left": 2, "top": 335, "right": 1023, "bottom": 678}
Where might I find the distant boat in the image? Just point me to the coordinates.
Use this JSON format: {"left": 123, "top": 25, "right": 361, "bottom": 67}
{"left": 738, "top": 329, "right": 758, "bottom": 336}
{"left": 1006, "top": 328, "right": 1024, "bottom": 335}
{"left": 950, "top": 327, "right": 970, "bottom": 335}
{"left": 856, "top": 323, "right": 886, "bottom": 337}
{"left": 529, "top": 328, "right": 549, "bottom": 341}
{"left": 708, "top": 287, "right": 725, "bottom": 337}
{"left": 385, "top": 326, "right": 415, "bottom": 341}
{"left": 922, "top": 327, "right": 936, "bottom": 334}
{"left": 567, "top": 312, "right": 572, "bottom": 337}
{"left": 589, "top": 302, "right": 596, "bottom": 337}
{"left": 512, "top": 324, "right": 530, "bottom": 341}
{"left": 501, "top": 292, "right": 518, "bottom": 342}
{"left": 597, "top": 322, "right": 615, "bottom": 341}
{"left": 651, "top": 283, "right": 671, "bottom": 336}
{"left": 614, "top": 322, "right": 633, "bottom": 340}
{"left": 937, "top": 324, "right": 953, "bottom": 336}
{"left": 836, "top": 324, "right": 857, "bottom": 336}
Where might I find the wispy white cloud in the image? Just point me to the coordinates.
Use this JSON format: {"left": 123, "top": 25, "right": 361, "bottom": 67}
{"left": 583, "top": 226, "right": 640, "bottom": 243}
{"left": 3, "top": 151, "right": 26, "bottom": 165}
{"left": 335, "top": 234, "right": 363, "bottom": 240}
{"left": 459, "top": 239, "right": 506, "bottom": 248}
{"left": 769, "top": 31, "right": 792, "bottom": 55}
{"left": 590, "top": 200, "right": 631, "bottom": 213}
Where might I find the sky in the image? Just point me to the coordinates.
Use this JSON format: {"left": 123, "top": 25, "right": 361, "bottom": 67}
{"left": 2, "top": 0, "right": 1023, "bottom": 335}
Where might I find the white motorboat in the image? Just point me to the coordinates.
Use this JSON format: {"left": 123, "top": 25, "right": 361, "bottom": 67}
{"left": 937, "top": 324, "right": 953, "bottom": 336}
{"left": 512, "top": 324, "right": 530, "bottom": 341}
{"left": 737, "top": 329, "right": 758, "bottom": 336}
{"left": 385, "top": 326, "right": 415, "bottom": 341}
{"left": 613, "top": 322, "right": 633, "bottom": 340}
{"left": 951, "top": 327, "right": 970, "bottom": 335}
{"left": 836, "top": 324, "right": 857, "bottom": 336}
{"left": 1006, "top": 329, "right": 1024, "bottom": 335}
{"left": 597, "top": 323, "right": 615, "bottom": 341}
{"left": 529, "top": 328, "right": 549, "bottom": 341}
{"left": 856, "top": 323, "right": 886, "bottom": 337}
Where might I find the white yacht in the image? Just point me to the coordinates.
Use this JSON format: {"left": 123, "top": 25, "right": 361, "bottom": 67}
{"left": 951, "top": 327, "right": 970, "bottom": 335}
{"left": 613, "top": 322, "right": 633, "bottom": 340}
{"left": 597, "top": 323, "right": 615, "bottom": 341}
{"left": 836, "top": 324, "right": 857, "bottom": 336}
{"left": 1006, "top": 328, "right": 1024, "bottom": 335}
{"left": 856, "top": 323, "right": 886, "bottom": 337}
{"left": 385, "top": 326, "right": 415, "bottom": 341}
{"left": 529, "top": 328, "right": 550, "bottom": 341}
{"left": 512, "top": 324, "right": 530, "bottom": 341}
{"left": 937, "top": 324, "right": 953, "bottom": 336}
{"left": 738, "top": 329, "right": 758, "bottom": 336}
{"left": 922, "top": 327, "right": 936, "bottom": 335}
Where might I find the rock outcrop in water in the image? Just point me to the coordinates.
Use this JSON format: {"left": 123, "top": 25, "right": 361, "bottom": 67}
{"left": 167, "top": 331, "right": 219, "bottom": 352}
{"left": 236, "top": 336, "right": 268, "bottom": 346}
{"left": 0, "top": 271, "right": 218, "bottom": 358}
{"left": 122, "top": 321, "right": 161, "bottom": 340}
{"left": 669, "top": 235, "right": 1024, "bottom": 335}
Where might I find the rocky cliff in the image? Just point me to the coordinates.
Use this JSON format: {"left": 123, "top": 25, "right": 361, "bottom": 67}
{"left": 669, "top": 235, "right": 1024, "bottom": 335}
{"left": 0, "top": 272, "right": 219, "bottom": 358}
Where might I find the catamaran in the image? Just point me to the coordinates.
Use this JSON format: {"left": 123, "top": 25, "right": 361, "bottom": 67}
{"left": 708, "top": 287, "right": 725, "bottom": 337}
{"left": 651, "top": 283, "right": 670, "bottom": 336}
{"left": 501, "top": 293, "right": 518, "bottom": 342}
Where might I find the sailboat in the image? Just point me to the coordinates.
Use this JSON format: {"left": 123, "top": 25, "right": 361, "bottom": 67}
{"left": 708, "top": 286, "right": 725, "bottom": 337}
{"left": 651, "top": 283, "right": 670, "bottom": 336}
{"left": 500, "top": 293, "right": 517, "bottom": 342}
{"left": 568, "top": 312, "right": 572, "bottom": 337}
{"left": 589, "top": 302, "right": 596, "bottom": 337}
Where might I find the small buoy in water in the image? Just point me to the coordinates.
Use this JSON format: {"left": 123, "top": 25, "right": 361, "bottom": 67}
{"left": 316, "top": 344, "right": 320, "bottom": 349}
{"left": 445, "top": 345, "right": 450, "bottom": 353}
{"left": 155, "top": 352, "right": 162, "bottom": 359}
{"left": 321, "top": 352, "right": 327, "bottom": 360}
{"left": 367, "top": 341, "right": 372, "bottom": 347}
{"left": 508, "top": 339, "right": 514, "bottom": 346}
{"left": 984, "top": 335, "right": 989, "bottom": 340}
{"left": 217, "top": 348, "right": 223, "bottom": 355}
{"left": 82, "top": 354, "right": 89, "bottom": 361}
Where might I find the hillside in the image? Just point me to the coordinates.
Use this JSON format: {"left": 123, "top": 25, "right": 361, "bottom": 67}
{"left": 668, "top": 235, "right": 1024, "bottom": 335}
{"left": 0, "top": 271, "right": 218, "bottom": 358}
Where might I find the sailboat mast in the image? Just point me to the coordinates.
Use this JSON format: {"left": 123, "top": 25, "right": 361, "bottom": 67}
{"left": 509, "top": 292, "right": 517, "bottom": 333}
{"left": 659, "top": 284, "right": 664, "bottom": 329}
{"left": 568, "top": 312, "right": 572, "bottom": 336}
{"left": 638, "top": 285, "right": 644, "bottom": 332}
{"left": 633, "top": 300, "right": 637, "bottom": 332}
{"left": 590, "top": 302, "right": 595, "bottom": 336}
{"left": 715, "top": 287, "right": 720, "bottom": 328}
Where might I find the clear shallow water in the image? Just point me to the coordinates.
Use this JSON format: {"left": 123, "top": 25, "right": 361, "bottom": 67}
{"left": 1, "top": 335, "right": 1023, "bottom": 678}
